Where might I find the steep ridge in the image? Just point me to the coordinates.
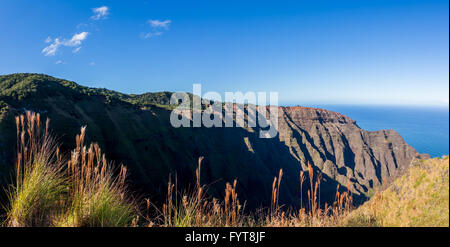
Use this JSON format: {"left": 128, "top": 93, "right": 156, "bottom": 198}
{"left": 0, "top": 73, "right": 428, "bottom": 209}
{"left": 278, "top": 107, "right": 424, "bottom": 197}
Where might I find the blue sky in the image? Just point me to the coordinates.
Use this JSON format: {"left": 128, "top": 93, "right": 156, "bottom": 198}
{"left": 0, "top": 0, "right": 448, "bottom": 106}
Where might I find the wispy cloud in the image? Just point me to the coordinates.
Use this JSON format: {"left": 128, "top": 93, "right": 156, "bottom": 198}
{"left": 72, "top": 46, "right": 82, "bottom": 53}
{"left": 42, "top": 38, "right": 61, "bottom": 56}
{"left": 55, "top": 60, "right": 65, "bottom": 65}
{"left": 91, "top": 6, "right": 109, "bottom": 20}
{"left": 89, "top": 61, "right": 96, "bottom": 66}
{"left": 45, "top": 36, "right": 52, "bottom": 43}
{"left": 147, "top": 19, "right": 171, "bottom": 29}
{"left": 140, "top": 31, "right": 162, "bottom": 39}
{"left": 142, "top": 19, "right": 171, "bottom": 39}
{"left": 42, "top": 32, "right": 89, "bottom": 56}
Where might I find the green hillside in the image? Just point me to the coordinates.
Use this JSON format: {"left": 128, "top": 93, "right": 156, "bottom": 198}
{"left": 0, "top": 73, "right": 177, "bottom": 107}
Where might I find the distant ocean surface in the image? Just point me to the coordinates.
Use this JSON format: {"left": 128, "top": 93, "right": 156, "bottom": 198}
{"left": 303, "top": 105, "right": 449, "bottom": 158}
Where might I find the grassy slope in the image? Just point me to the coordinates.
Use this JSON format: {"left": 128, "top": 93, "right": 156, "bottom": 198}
{"left": 344, "top": 156, "right": 449, "bottom": 227}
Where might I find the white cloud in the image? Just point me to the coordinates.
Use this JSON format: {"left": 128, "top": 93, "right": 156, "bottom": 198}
{"left": 141, "top": 31, "right": 162, "bottom": 39}
{"left": 43, "top": 6, "right": 103, "bottom": 57}
{"left": 42, "top": 32, "right": 89, "bottom": 56}
{"left": 67, "top": 32, "right": 88, "bottom": 46}
{"left": 72, "top": 47, "right": 82, "bottom": 53}
{"left": 42, "top": 38, "right": 61, "bottom": 56}
{"left": 91, "top": 6, "right": 109, "bottom": 20}
{"left": 89, "top": 61, "right": 95, "bottom": 66}
{"left": 55, "top": 60, "right": 65, "bottom": 64}
{"left": 142, "top": 19, "right": 171, "bottom": 39}
{"left": 147, "top": 19, "right": 171, "bottom": 29}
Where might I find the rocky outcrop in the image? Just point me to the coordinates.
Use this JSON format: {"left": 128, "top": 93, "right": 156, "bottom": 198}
{"left": 278, "top": 106, "right": 427, "bottom": 197}
{"left": 0, "top": 74, "right": 428, "bottom": 209}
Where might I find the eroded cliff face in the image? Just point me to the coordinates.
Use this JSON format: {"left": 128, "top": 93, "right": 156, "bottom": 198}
{"left": 277, "top": 107, "right": 426, "bottom": 196}
{"left": 0, "top": 74, "right": 428, "bottom": 209}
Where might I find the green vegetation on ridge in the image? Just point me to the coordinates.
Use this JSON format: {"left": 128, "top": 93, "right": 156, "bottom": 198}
{"left": 0, "top": 73, "right": 178, "bottom": 108}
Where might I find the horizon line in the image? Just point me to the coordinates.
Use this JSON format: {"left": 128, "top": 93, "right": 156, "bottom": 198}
{"left": 1, "top": 72, "right": 449, "bottom": 109}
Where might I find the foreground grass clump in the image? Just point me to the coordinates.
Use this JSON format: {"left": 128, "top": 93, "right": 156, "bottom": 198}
{"left": 3, "top": 112, "right": 137, "bottom": 227}
{"left": 59, "top": 127, "right": 136, "bottom": 227}
{"left": 6, "top": 113, "right": 67, "bottom": 226}
{"left": 344, "top": 156, "right": 449, "bottom": 227}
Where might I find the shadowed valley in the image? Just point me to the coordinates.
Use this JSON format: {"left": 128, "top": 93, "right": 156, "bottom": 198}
{"left": 0, "top": 73, "right": 429, "bottom": 211}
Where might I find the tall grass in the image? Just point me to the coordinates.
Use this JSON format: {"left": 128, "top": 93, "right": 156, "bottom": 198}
{"left": 157, "top": 157, "right": 244, "bottom": 227}
{"left": 3, "top": 111, "right": 137, "bottom": 227}
{"left": 147, "top": 158, "right": 354, "bottom": 227}
{"left": 59, "top": 127, "right": 137, "bottom": 227}
{"left": 5, "top": 112, "right": 67, "bottom": 226}
{"left": 262, "top": 164, "right": 353, "bottom": 227}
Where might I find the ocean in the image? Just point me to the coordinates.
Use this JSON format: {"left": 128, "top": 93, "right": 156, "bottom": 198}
{"left": 305, "top": 105, "right": 449, "bottom": 158}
